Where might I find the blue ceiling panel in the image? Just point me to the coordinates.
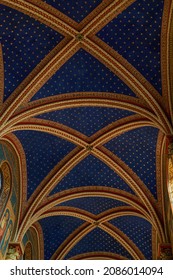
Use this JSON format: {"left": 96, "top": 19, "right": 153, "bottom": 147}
{"left": 104, "top": 127, "right": 158, "bottom": 199}
{"left": 37, "top": 107, "right": 134, "bottom": 137}
{"left": 43, "top": 0, "right": 102, "bottom": 23}
{"left": 0, "top": 4, "right": 64, "bottom": 101}
{"left": 65, "top": 227, "right": 133, "bottom": 259}
{"left": 59, "top": 197, "right": 128, "bottom": 215}
{"left": 109, "top": 216, "right": 152, "bottom": 259}
{"left": 14, "top": 130, "right": 76, "bottom": 198}
{"left": 39, "top": 216, "right": 84, "bottom": 260}
{"left": 50, "top": 155, "right": 135, "bottom": 195}
{"left": 97, "top": 0, "right": 163, "bottom": 94}
{"left": 31, "top": 49, "right": 136, "bottom": 101}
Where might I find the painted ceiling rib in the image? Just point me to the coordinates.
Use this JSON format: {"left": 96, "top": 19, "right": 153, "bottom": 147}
{"left": 52, "top": 221, "right": 143, "bottom": 260}
{"left": 81, "top": 0, "right": 136, "bottom": 36}
{"left": 92, "top": 35, "right": 166, "bottom": 111}
{"left": 69, "top": 252, "right": 128, "bottom": 260}
{"left": 0, "top": 45, "right": 4, "bottom": 106}
{"left": 160, "top": 0, "right": 173, "bottom": 107}
{"left": 52, "top": 223, "right": 94, "bottom": 260}
{"left": 101, "top": 223, "right": 145, "bottom": 260}
{"left": 0, "top": 0, "right": 76, "bottom": 36}
{"left": 21, "top": 188, "right": 156, "bottom": 245}
{"left": 30, "top": 222, "right": 44, "bottom": 260}
{"left": 1, "top": 118, "right": 156, "bottom": 149}
{"left": 1, "top": 0, "right": 171, "bottom": 134}
{"left": 0, "top": 0, "right": 132, "bottom": 121}
{"left": 16, "top": 148, "right": 89, "bottom": 241}
{"left": 7, "top": 122, "right": 87, "bottom": 148}
{"left": 82, "top": 39, "right": 172, "bottom": 134}
{"left": 1, "top": 39, "right": 80, "bottom": 125}
{"left": 38, "top": 208, "right": 95, "bottom": 225}
{"left": 17, "top": 145, "right": 161, "bottom": 241}
{"left": 159, "top": 135, "right": 170, "bottom": 243}
{"left": 155, "top": 132, "right": 166, "bottom": 208}
{"left": 0, "top": 0, "right": 171, "bottom": 260}
{"left": 2, "top": 94, "right": 165, "bottom": 134}
{"left": 39, "top": 206, "right": 147, "bottom": 224}
{"left": 92, "top": 120, "right": 156, "bottom": 147}
{"left": 30, "top": 199, "right": 151, "bottom": 228}
{"left": 92, "top": 148, "right": 165, "bottom": 242}
{"left": 0, "top": 36, "right": 70, "bottom": 112}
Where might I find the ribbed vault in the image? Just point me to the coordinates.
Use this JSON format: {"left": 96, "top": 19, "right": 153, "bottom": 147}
{"left": 0, "top": 0, "right": 173, "bottom": 259}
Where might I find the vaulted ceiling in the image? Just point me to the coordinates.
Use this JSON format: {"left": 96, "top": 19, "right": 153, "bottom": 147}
{"left": 0, "top": 0, "right": 173, "bottom": 260}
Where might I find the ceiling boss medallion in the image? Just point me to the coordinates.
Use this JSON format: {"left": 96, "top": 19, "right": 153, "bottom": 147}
{"left": 76, "top": 33, "right": 84, "bottom": 41}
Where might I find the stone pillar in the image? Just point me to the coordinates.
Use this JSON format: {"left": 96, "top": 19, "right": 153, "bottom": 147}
{"left": 5, "top": 243, "right": 23, "bottom": 260}
{"left": 158, "top": 243, "right": 173, "bottom": 260}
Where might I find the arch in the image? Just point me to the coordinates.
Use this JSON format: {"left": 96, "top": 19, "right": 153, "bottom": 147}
{"left": 23, "top": 241, "right": 33, "bottom": 260}
{"left": 69, "top": 252, "right": 128, "bottom": 260}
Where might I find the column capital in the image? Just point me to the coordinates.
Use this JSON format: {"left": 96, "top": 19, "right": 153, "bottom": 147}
{"left": 158, "top": 243, "right": 173, "bottom": 260}
{"left": 5, "top": 243, "right": 23, "bottom": 260}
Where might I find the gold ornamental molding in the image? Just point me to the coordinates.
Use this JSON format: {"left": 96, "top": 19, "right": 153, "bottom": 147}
{"left": 0, "top": 0, "right": 170, "bottom": 259}
{"left": 18, "top": 144, "right": 156, "bottom": 230}
{"left": 80, "top": 0, "right": 136, "bottom": 36}
{"left": 29, "top": 203, "right": 151, "bottom": 229}
{"left": 0, "top": 0, "right": 76, "bottom": 36}
{"left": 30, "top": 223, "right": 44, "bottom": 260}
{"left": 2, "top": 93, "right": 166, "bottom": 134}
{"left": 52, "top": 222, "right": 94, "bottom": 260}
{"left": 39, "top": 206, "right": 146, "bottom": 223}
{"left": 34, "top": 188, "right": 150, "bottom": 219}
{"left": 101, "top": 222, "right": 145, "bottom": 260}
{"left": 0, "top": 36, "right": 70, "bottom": 112}
{"left": 1, "top": 0, "right": 172, "bottom": 136}
{"left": 91, "top": 120, "right": 156, "bottom": 147}
{"left": 38, "top": 207, "right": 96, "bottom": 224}
{"left": 69, "top": 252, "right": 128, "bottom": 260}
{"left": 0, "top": 0, "right": 136, "bottom": 37}
{"left": 52, "top": 221, "right": 144, "bottom": 260}
{"left": 0, "top": 0, "right": 131, "bottom": 121}
{"left": 0, "top": 39, "right": 81, "bottom": 125}
{"left": 15, "top": 142, "right": 165, "bottom": 242}
{"left": 1, "top": 117, "right": 157, "bottom": 148}
{"left": 82, "top": 39, "right": 172, "bottom": 134}
{"left": 91, "top": 36, "right": 164, "bottom": 108}
{"left": 155, "top": 132, "right": 166, "bottom": 210}
{"left": 92, "top": 148, "right": 165, "bottom": 242}
{"left": 5, "top": 121, "right": 88, "bottom": 148}
{"left": 16, "top": 147, "right": 90, "bottom": 240}
{"left": 18, "top": 187, "right": 163, "bottom": 244}
{"left": 161, "top": 0, "right": 173, "bottom": 119}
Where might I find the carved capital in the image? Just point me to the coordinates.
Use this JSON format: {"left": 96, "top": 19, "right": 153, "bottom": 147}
{"left": 5, "top": 243, "right": 23, "bottom": 260}
{"left": 158, "top": 244, "right": 173, "bottom": 260}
